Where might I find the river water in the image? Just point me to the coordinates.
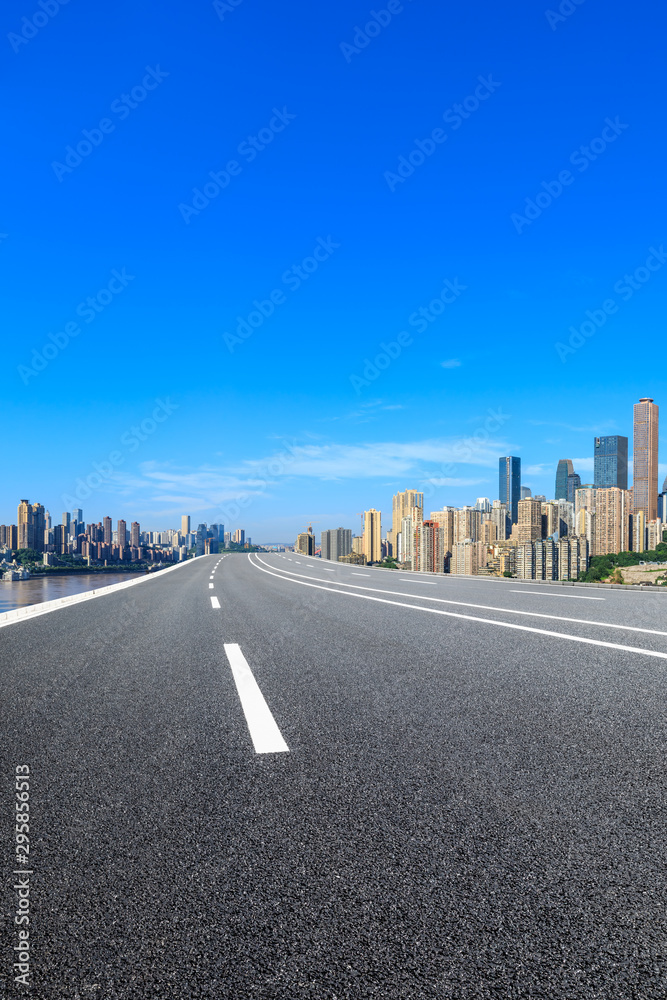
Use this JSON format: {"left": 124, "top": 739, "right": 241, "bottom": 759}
{"left": 0, "top": 573, "right": 144, "bottom": 614}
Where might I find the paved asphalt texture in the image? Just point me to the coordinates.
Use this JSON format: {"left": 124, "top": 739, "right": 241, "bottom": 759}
{"left": 1, "top": 553, "right": 666, "bottom": 999}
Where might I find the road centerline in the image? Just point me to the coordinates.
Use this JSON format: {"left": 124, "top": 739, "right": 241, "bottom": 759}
{"left": 224, "top": 644, "right": 289, "bottom": 755}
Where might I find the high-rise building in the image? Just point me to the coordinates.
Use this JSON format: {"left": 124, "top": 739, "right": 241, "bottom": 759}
{"left": 62, "top": 512, "right": 71, "bottom": 533}
{"left": 632, "top": 510, "right": 646, "bottom": 553}
{"left": 295, "top": 526, "right": 316, "bottom": 556}
{"left": 390, "top": 490, "right": 423, "bottom": 558}
{"left": 595, "top": 487, "right": 631, "bottom": 556}
{"left": 17, "top": 500, "right": 34, "bottom": 550}
{"left": 31, "top": 503, "right": 45, "bottom": 553}
{"left": 130, "top": 522, "right": 140, "bottom": 548}
{"left": 53, "top": 523, "right": 66, "bottom": 554}
{"left": 72, "top": 508, "right": 83, "bottom": 525}
{"left": 555, "top": 459, "right": 574, "bottom": 501}
{"left": 541, "top": 501, "right": 559, "bottom": 539}
{"left": 429, "top": 508, "right": 455, "bottom": 566}
{"left": 454, "top": 506, "right": 480, "bottom": 543}
{"left": 490, "top": 500, "right": 509, "bottom": 540}
{"left": 450, "top": 540, "right": 486, "bottom": 575}
{"left": 499, "top": 456, "right": 521, "bottom": 523}
{"left": 415, "top": 520, "right": 444, "bottom": 573}
{"left": 321, "top": 527, "right": 352, "bottom": 562}
{"left": 566, "top": 472, "right": 581, "bottom": 504}
{"left": 633, "top": 397, "right": 659, "bottom": 522}
{"left": 399, "top": 514, "right": 416, "bottom": 567}
{"left": 557, "top": 500, "right": 574, "bottom": 538}
{"left": 594, "top": 436, "right": 628, "bottom": 490}
{"left": 103, "top": 516, "right": 112, "bottom": 546}
{"left": 362, "top": 509, "right": 382, "bottom": 564}
{"left": 474, "top": 497, "right": 492, "bottom": 513}
{"left": 196, "top": 524, "right": 207, "bottom": 556}
{"left": 574, "top": 486, "right": 596, "bottom": 518}
{"left": 233, "top": 528, "right": 245, "bottom": 545}
{"left": 658, "top": 492, "right": 667, "bottom": 522}
{"left": 517, "top": 498, "right": 543, "bottom": 543}
{"left": 182, "top": 515, "right": 191, "bottom": 536}
{"left": 117, "top": 519, "right": 127, "bottom": 548}
{"left": 520, "top": 486, "right": 532, "bottom": 500}
{"left": 647, "top": 519, "right": 663, "bottom": 551}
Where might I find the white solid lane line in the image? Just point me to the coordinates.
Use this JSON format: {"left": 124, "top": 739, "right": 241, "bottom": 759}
{"left": 352, "top": 573, "right": 370, "bottom": 577}
{"left": 209, "top": 584, "right": 214, "bottom": 589}
{"left": 249, "top": 557, "right": 667, "bottom": 660}
{"left": 224, "top": 643, "right": 289, "bottom": 755}
{"left": 510, "top": 590, "right": 603, "bottom": 601}
{"left": 250, "top": 555, "right": 667, "bottom": 640}
{"left": 400, "top": 578, "right": 437, "bottom": 585}
{"left": 210, "top": 596, "right": 221, "bottom": 609}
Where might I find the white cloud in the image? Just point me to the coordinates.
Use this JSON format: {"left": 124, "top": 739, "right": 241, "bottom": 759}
{"left": 524, "top": 463, "right": 551, "bottom": 476}
{"left": 235, "top": 437, "right": 512, "bottom": 480}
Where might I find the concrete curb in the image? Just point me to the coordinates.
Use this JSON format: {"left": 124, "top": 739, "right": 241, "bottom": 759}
{"left": 0, "top": 556, "right": 206, "bottom": 630}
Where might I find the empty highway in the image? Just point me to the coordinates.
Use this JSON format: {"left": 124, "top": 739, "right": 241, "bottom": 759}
{"left": 1, "top": 553, "right": 666, "bottom": 998}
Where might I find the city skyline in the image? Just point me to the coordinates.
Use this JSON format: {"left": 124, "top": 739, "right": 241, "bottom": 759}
{"left": 4, "top": 1, "right": 666, "bottom": 541}
{"left": 3, "top": 395, "right": 665, "bottom": 541}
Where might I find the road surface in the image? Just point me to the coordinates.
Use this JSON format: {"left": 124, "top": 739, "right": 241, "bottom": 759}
{"left": 1, "top": 552, "right": 665, "bottom": 998}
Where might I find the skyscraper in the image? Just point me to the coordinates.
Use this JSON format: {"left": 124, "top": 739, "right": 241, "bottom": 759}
{"left": 517, "top": 498, "right": 543, "bottom": 543}
{"left": 181, "top": 515, "right": 191, "bottom": 536}
{"left": 391, "top": 490, "right": 423, "bottom": 557}
{"left": 566, "top": 472, "right": 582, "bottom": 504}
{"left": 117, "top": 519, "right": 127, "bottom": 548}
{"left": 130, "top": 522, "right": 140, "bottom": 548}
{"left": 415, "top": 520, "right": 444, "bottom": 573}
{"left": 594, "top": 436, "right": 628, "bottom": 489}
{"left": 633, "top": 397, "right": 659, "bottom": 522}
{"left": 31, "top": 503, "right": 45, "bottom": 553}
{"left": 321, "top": 528, "right": 352, "bottom": 562}
{"left": 363, "top": 508, "right": 382, "bottom": 564}
{"left": 595, "top": 488, "right": 631, "bottom": 555}
{"left": 17, "top": 500, "right": 34, "bottom": 550}
{"left": 499, "top": 456, "right": 521, "bottom": 524}
{"left": 103, "top": 516, "right": 112, "bottom": 545}
{"left": 555, "top": 459, "right": 574, "bottom": 501}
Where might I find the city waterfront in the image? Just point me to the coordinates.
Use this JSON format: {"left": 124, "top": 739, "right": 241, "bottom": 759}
{"left": 0, "top": 573, "right": 143, "bottom": 614}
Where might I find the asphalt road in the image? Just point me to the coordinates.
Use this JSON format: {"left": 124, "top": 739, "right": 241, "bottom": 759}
{"left": 1, "top": 552, "right": 666, "bottom": 999}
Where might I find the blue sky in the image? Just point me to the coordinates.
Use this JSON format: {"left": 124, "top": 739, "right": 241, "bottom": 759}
{"left": 3, "top": 0, "right": 666, "bottom": 540}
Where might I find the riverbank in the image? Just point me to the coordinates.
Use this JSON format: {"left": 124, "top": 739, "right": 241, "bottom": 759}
{"left": 0, "top": 572, "right": 146, "bottom": 614}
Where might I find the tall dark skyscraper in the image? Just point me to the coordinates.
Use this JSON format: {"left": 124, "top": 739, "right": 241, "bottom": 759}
{"left": 555, "top": 459, "right": 574, "bottom": 501}
{"left": 566, "top": 472, "right": 582, "bottom": 504}
{"left": 594, "top": 435, "right": 628, "bottom": 489}
{"left": 499, "top": 456, "right": 521, "bottom": 524}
